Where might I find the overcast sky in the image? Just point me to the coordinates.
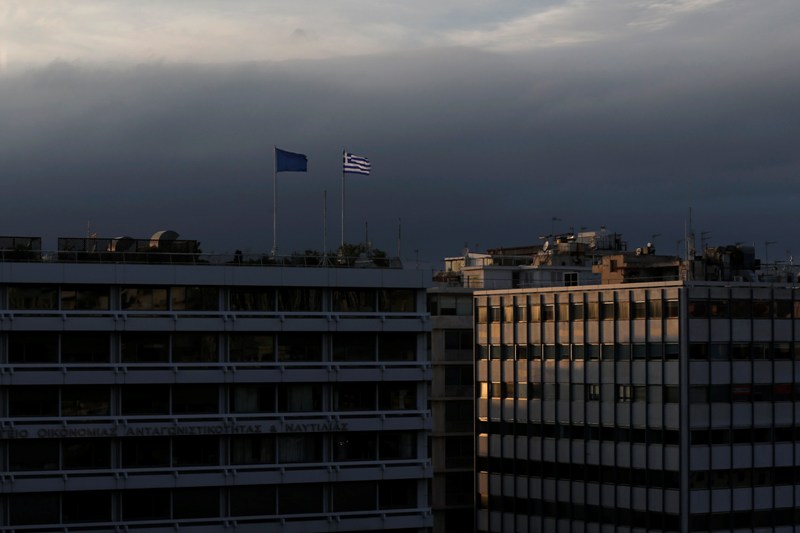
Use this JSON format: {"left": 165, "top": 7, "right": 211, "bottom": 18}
{"left": 1, "top": 0, "right": 799, "bottom": 265}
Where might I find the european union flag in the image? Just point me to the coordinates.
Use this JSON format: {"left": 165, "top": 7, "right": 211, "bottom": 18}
{"left": 275, "top": 147, "right": 308, "bottom": 172}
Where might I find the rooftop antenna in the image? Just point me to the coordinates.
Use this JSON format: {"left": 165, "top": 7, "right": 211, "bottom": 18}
{"left": 765, "top": 240, "right": 777, "bottom": 269}
{"left": 551, "top": 217, "right": 561, "bottom": 239}
{"left": 700, "top": 231, "right": 711, "bottom": 252}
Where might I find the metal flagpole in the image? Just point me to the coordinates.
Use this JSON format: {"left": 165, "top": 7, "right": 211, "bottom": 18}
{"left": 323, "top": 190, "right": 327, "bottom": 259}
{"left": 341, "top": 149, "right": 346, "bottom": 252}
{"left": 273, "top": 146, "right": 278, "bottom": 256}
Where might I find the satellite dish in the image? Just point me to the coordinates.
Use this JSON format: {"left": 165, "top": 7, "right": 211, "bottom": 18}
{"left": 150, "top": 230, "right": 179, "bottom": 249}
{"left": 109, "top": 236, "right": 134, "bottom": 252}
{"left": 542, "top": 240, "right": 550, "bottom": 252}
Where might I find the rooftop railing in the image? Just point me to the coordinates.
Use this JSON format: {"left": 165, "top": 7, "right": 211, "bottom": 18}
{"left": 0, "top": 236, "right": 401, "bottom": 268}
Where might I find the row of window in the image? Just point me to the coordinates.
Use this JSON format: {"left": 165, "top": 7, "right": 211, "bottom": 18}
{"left": 3, "top": 286, "right": 417, "bottom": 313}
{"left": 690, "top": 426, "right": 800, "bottom": 445}
{"left": 7, "top": 382, "right": 419, "bottom": 417}
{"left": 688, "top": 298, "right": 798, "bottom": 319}
{"left": 478, "top": 421, "right": 681, "bottom": 445}
{"left": 478, "top": 495, "right": 679, "bottom": 532}
{"left": 477, "top": 342, "right": 680, "bottom": 361}
{"left": 478, "top": 456, "right": 680, "bottom": 488}
{"left": 689, "top": 383, "right": 799, "bottom": 403}
{"left": 481, "top": 382, "right": 680, "bottom": 403}
{"left": 5, "top": 332, "right": 418, "bottom": 364}
{"left": 6, "top": 431, "right": 417, "bottom": 471}
{"left": 8, "top": 480, "right": 418, "bottom": 526}
{"left": 477, "top": 300, "right": 679, "bottom": 323}
{"left": 689, "top": 341, "right": 800, "bottom": 360}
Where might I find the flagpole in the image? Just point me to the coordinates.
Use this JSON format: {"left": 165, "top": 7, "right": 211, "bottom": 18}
{"left": 273, "top": 146, "right": 277, "bottom": 256}
{"left": 323, "top": 189, "right": 328, "bottom": 259}
{"left": 341, "top": 149, "right": 346, "bottom": 252}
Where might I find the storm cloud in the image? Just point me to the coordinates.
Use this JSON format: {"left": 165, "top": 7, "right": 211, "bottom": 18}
{"left": 0, "top": 1, "right": 798, "bottom": 265}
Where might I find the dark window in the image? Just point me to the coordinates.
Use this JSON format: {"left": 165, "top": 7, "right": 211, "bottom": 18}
{"left": 61, "top": 332, "right": 110, "bottom": 363}
{"left": 60, "top": 286, "right": 109, "bottom": 310}
{"left": 333, "top": 481, "right": 377, "bottom": 511}
{"left": 173, "top": 436, "right": 219, "bottom": 466}
{"left": 229, "top": 334, "right": 274, "bottom": 362}
{"left": 8, "top": 332, "right": 58, "bottom": 363}
{"left": 231, "top": 436, "right": 274, "bottom": 464}
{"left": 379, "top": 289, "right": 415, "bottom": 312}
{"left": 333, "top": 431, "right": 377, "bottom": 461}
{"left": 379, "top": 479, "right": 416, "bottom": 509}
{"left": 229, "top": 485, "right": 276, "bottom": 517}
{"left": 332, "top": 332, "right": 374, "bottom": 361}
{"left": 332, "top": 288, "right": 375, "bottom": 312}
{"left": 278, "top": 384, "right": 322, "bottom": 412}
{"left": 121, "top": 333, "right": 169, "bottom": 362}
{"left": 172, "top": 333, "right": 217, "bottom": 362}
{"left": 379, "top": 332, "right": 417, "bottom": 361}
{"left": 230, "top": 385, "right": 274, "bottom": 413}
{"left": 279, "top": 484, "right": 323, "bottom": 514}
{"left": 63, "top": 491, "right": 111, "bottom": 523}
{"left": 230, "top": 287, "right": 274, "bottom": 311}
{"left": 173, "top": 488, "right": 219, "bottom": 519}
{"left": 380, "top": 382, "right": 417, "bottom": 410}
{"left": 9, "top": 440, "right": 59, "bottom": 470}
{"left": 8, "top": 286, "right": 58, "bottom": 310}
{"left": 277, "top": 288, "right": 322, "bottom": 312}
{"left": 379, "top": 431, "right": 417, "bottom": 460}
{"left": 122, "top": 385, "right": 169, "bottom": 415}
{"left": 121, "top": 438, "right": 170, "bottom": 468}
{"left": 63, "top": 439, "right": 111, "bottom": 469}
{"left": 61, "top": 386, "right": 110, "bottom": 416}
{"left": 278, "top": 434, "right": 322, "bottom": 463}
{"left": 122, "top": 489, "right": 170, "bottom": 521}
{"left": 171, "top": 286, "right": 218, "bottom": 310}
{"left": 333, "top": 383, "right": 376, "bottom": 411}
{"left": 172, "top": 384, "right": 218, "bottom": 414}
{"left": 121, "top": 287, "right": 168, "bottom": 310}
{"left": 9, "top": 493, "right": 60, "bottom": 525}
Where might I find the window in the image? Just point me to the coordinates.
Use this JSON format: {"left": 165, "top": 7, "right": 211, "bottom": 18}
{"left": 8, "top": 332, "right": 58, "bottom": 363}
{"left": 122, "top": 489, "right": 170, "bottom": 520}
{"left": 665, "top": 300, "right": 679, "bottom": 318}
{"left": 63, "top": 491, "right": 112, "bottom": 523}
{"left": 122, "top": 386, "right": 169, "bottom": 415}
{"left": 617, "top": 385, "right": 633, "bottom": 402}
{"left": 9, "top": 493, "right": 60, "bottom": 526}
{"left": 8, "top": 286, "right": 58, "bottom": 310}
{"left": 278, "top": 332, "right": 322, "bottom": 362}
{"left": 278, "top": 384, "right": 322, "bottom": 412}
{"left": 444, "top": 366, "right": 472, "bottom": 396}
{"left": 173, "top": 436, "right": 219, "bottom": 466}
{"left": 9, "top": 440, "right": 58, "bottom": 471}
{"left": 171, "top": 286, "right": 218, "bottom": 310}
{"left": 172, "top": 384, "right": 218, "bottom": 414}
{"left": 379, "top": 431, "right": 417, "bottom": 459}
{"left": 601, "top": 302, "right": 615, "bottom": 320}
{"left": 333, "top": 383, "right": 376, "bottom": 410}
{"left": 229, "top": 485, "right": 276, "bottom": 517}
{"left": 60, "top": 286, "right": 109, "bottom": 310}
{"left": 587, "top": 302, "right": 600, "bottom": 320}
{"left": 277, "top": 288, "right": 321, "bottom": 312}
{"left": 333, "top": 432, "right": 377, "bottom": 461}
{"left": 229, "top": 334, "right": 274, "bottom": 362}
{"left": 380, "top": 382, "right": 417, "bottom": 409}
{"left": 230, "top": 287, "right": 274, "bottom": 311}
{"left": 121, "top": 438, "right": 170, "bottom": 468}
{"left": 586, "top": 384, "right": 601, "bottom": 401}
{"left": 173, "top": 488, "right": 219, "bottom": 519}
{"left": 279, "top": 484, "right": 323, "bottom": 514}
{"left": 231, "top": 385, "right": 275, "bottom": 413}
{"left": 332, "top": 333, "right": 374, "bottom": 361}
{"left": 379, "top": 333, "right": 416, "bottom": 361}
{"left": 571, "top": 302, "right": 585, "bottom": 320}
{"left": 379, "top": 289, "right": 415, "bottom": 312}
{"left": 379, "top": 480, "right": 416, "bottom": 509}
{"left": 632, "top": 301, "right": 647, "bottom": 319}
{"left": 231, "top": 436, "right": 274, "bottom": 464}
{"left": 333, "top": 481, "right": 377, "bottom": 511}
{"left": 63, "top": 439, "right": 111, "bottom": 469}
{"left": 61, "top": 386, "right": 110, "bottom": 416}
{"left": 563, "top": 272, "right": 578, "bottom": 286}
{"left": 172, "top": 333, "right": 218, "bottom": 362}
{"left": 332, "top": 288, "right": 375, "bottom": 312}
{"left": 61, "top": 333, "right": 110, "bottom": 363}
{"left": 558, "top": 303, "right": 570, "bottom": 322}
{"left": 121, "top": 333, "right": 169, "bottom": 362}
{"left": 278, "top": 434, "right": 322, "bottom": 462}
{"left": 121, "top": 287, "right": 168, "bottom": 310}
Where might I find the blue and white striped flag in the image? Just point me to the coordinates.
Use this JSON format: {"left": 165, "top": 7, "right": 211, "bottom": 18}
{"left": 343, "top": 151, "right": 370, "bottom": 175}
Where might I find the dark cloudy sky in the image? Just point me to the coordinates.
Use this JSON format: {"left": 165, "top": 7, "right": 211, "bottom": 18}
{"left": 1, "top": 0, "right": 799, "bottom": 266}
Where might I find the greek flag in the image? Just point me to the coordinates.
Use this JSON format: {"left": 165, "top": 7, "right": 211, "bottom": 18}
{"left": 343, "top": 151, "right": 370, "bottom": 175}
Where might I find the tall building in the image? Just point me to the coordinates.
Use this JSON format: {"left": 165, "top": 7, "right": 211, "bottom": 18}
{"left": 475, "top": 246, "right": 800, "bottom": 532}
{"left": 0, "top": 234, "right": 432, "bottom": 532}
